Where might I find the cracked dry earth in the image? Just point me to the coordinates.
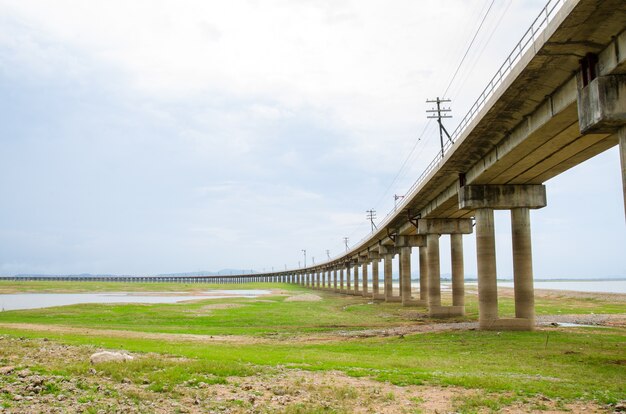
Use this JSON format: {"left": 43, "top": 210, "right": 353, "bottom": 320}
{"left": 0, "top": 336, "right": 618, "bottom": 414}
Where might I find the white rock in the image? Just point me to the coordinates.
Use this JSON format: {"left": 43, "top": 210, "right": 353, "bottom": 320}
{"left": 89, "top": 351, "right": 134, "bottom": 364}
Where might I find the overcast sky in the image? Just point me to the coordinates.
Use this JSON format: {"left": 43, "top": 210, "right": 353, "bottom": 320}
{"left": 1, "top": 0, "right": 624, "bottom": 278}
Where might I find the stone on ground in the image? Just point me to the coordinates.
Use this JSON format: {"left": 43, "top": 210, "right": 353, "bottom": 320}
{"left": 90, "top": 351, "right": 134, "bottom": 364}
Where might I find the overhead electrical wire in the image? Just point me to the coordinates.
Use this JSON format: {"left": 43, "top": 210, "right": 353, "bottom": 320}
{"left": 443, "top": 0, "right": 496, "bottom": 97}
{"left": 449, "top": 0, "right": 513, "bottom": 100}
{"left": 325, "top": 0, "right": 502, "bottom": 259}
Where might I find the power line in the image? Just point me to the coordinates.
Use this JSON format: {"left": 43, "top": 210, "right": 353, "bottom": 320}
{"left": 372, "top": 0, "right": 497, "bottom": 213}
{"left": 449, "top": 0, "right": 513, "bottom": 100}
{"left": 443, "top": 0, "right": 496, "bottom": 97}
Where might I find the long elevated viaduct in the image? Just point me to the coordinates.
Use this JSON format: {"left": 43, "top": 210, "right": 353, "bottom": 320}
{"left": 5, "top": 0, "right": 626, "bottom": 331}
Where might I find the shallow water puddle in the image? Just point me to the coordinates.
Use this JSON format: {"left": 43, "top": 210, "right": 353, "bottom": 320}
{"left": 0, "top": 290, "right": 270, "bottom": 311}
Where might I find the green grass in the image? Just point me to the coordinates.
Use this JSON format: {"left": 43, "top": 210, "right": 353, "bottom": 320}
{"left": 0, "top": 327, "right": 624, "bottom": 403}
{"left": 0, "top": 282, "right": 623, "bottom": 337}
{"left": 0, "top": 281, "right": 624, "bottom": 405}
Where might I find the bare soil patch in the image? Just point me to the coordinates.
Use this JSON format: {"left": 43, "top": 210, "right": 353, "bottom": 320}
{"left": 199, "top": 303, "right": 245, "bottom": 311}
{"left": 0, "top": 323, "right": 267, "bottom": 345}
{"left": 284, "top": 294, "right": 322, "bottom": 302}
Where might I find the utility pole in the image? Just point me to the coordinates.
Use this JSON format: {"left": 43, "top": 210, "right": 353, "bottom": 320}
{"left": 426, "top": 97, "right": 453, "bottom": 158}
{"left": 343, "top": 237, "right": 349, "bottom": 252}
{"left": 312, "top": 256, "right": 315, "bottom": 265}
{"left": 326, "top": 250, "right": 330, "bottom": 260}
{"left": 394, "top": 194, "right": 404, "bottom": 211}
{"left": 302, "top": 249, "right": 307, "bottom": 267}
{"left": 366, "top": 209, "right": 377, "bottom": 233}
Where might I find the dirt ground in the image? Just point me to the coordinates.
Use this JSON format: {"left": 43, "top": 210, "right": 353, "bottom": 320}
{"left": 0, "top": 336, "right": 615, "bottom": 414}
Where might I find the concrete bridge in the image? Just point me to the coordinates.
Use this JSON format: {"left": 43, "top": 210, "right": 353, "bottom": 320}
{"left": 4, "top": 0, "right": 625, "bottom": 331}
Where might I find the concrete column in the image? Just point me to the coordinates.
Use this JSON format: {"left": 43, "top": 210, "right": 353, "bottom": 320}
{"left": 333, "top": 269, "right": 338, "bottom": 292}
{"left": 475, "top": 208, "right": 498, "bottom": 329}
{"left": 372, "top": 260, "right": 379, "bottom": 297}
{"left": 398, "top": 255, "right": 403, "bottom": 296}
{"left": 451, "top": 234, "right": 465, "bottom": 307}
{"left": 426, "top": 234, "right": 441, "bottom": 309}
{"left": 419, "top": 246, "right": 428, "bottom": 301}
{"left": 400, "top": 247, "right": 412, "bottom": 305}
{"left": 511, "top": 208, "right": 535, "bottom": 325}
{"left": 340, "top": 268, "right": 345, "bottom": 292}
{"left": 618, "top": 126, "right": 626, "bottom": 222}
{"left": 361, "top": 263, "right": 368, "bottom": 296}
{"left": 384, "top": 255, "right": 393, "bottom": 301}
{"left": 346, "top": 264, "right": 351, "bottom": 291}
{"left": 353, "top": 264, "right": 359, "bottom": 294}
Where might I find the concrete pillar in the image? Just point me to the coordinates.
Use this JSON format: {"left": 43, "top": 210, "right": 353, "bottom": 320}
{"left": 346, "top": 264, "right": 351, "bottom": 291}
{"left": 353, "top": 264, "right": 359, "bottom": 294}
{"left": 400, "top": 247, "right": 412, "bottom": 306}
{"left": 384, "top": 254, "right": 393, "bottom": 301}
{"left": 475, "top": 208, "right": 498, "bottom": 329}
{"left": 340, "top": 268, "right": 345, "bottom": 292}
{"left": 372, "top": 260, "right": 379, "bottom": 297}
{"left": 419, "top": 246, "right": 428, "bottom": 301}
{"left": 618, "top": 126, "right": 626, "bottom": 222}
{"left": 511, "top": 208, "right": 535, "bottom": 324}
{"left": 451, "top": 234, "right": 465, "bottom": 307}
{"left": 426, "top": 234, "right": 441, "bottom": 309}
{"left": 398, "top": 256, "right": 403, "bottom": 296}
{"left": 361, "top": 263, "right": 368, "bottom": 296}
{"left": 333, "top": 269, "right": 338, "bottom": 292}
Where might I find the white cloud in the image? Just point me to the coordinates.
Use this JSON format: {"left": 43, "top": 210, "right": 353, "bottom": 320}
{"left": 5, "top": 0, "right": 617, "bottom": 277}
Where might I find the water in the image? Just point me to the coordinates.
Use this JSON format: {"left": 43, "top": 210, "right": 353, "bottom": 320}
{"left": 498, "top": 280, "right": 626, "bottom": 294}
{"left": 0, "top": 290, "right": 270, "bottom": 312}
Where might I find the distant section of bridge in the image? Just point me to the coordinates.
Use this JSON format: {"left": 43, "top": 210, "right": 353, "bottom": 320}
{"left": 5, "top": 0, "right": 625, "bottom": 331}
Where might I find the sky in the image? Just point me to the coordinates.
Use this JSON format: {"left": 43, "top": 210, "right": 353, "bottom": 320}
{"left": 0, "top": 0, "right": 624, "bottom": 278}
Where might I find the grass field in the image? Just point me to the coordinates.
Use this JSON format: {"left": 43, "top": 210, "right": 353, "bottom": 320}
{"left": 0, "top": 281, "right": 623, "bottom": 413}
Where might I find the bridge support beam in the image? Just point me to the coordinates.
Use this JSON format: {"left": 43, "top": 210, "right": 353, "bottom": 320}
{"left": 621, "top": 127, "right": 626, "bottom": 222}
{"left": 460, "top": 184, "right": 546, "bottom": 330}
{"left": 417, "top": 219, "right": 472, "bottom": 317}
{"left": 394, "top": 235, "right": 426, "bottom": 307}
{"left": 339, "top": 268, "right": 345, "bottom": 293}
{"left": 451, "top": 234, "right": 464, "bottom": 308}
{"left": 419, "top": 246, "right": 428, "bottom": 302}
{"left": 353, "top": 263, "right": 359, "bottom": 295}
{"left": 379, "top": 245, "right": 401, "bottom": 302}
{"left": 361, "top": 261, "right": 369, "bottom": 296}
{"left": 369, "top": 251, "right": 383, "bottom": 300}
{"left": 577, "top": 74, "right": 626, "bottom": 222}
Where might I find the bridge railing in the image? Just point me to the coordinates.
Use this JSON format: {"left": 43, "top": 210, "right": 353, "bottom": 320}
{"left": 352, "top": 0, "right": 567, "bottom": 250}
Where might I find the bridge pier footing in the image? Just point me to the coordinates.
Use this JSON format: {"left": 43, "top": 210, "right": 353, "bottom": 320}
{"left": 460, "top": 184, "right": 546, "bottom": 330}
{"left": 416, "top": 219, "right": 472, "bottom": 318}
